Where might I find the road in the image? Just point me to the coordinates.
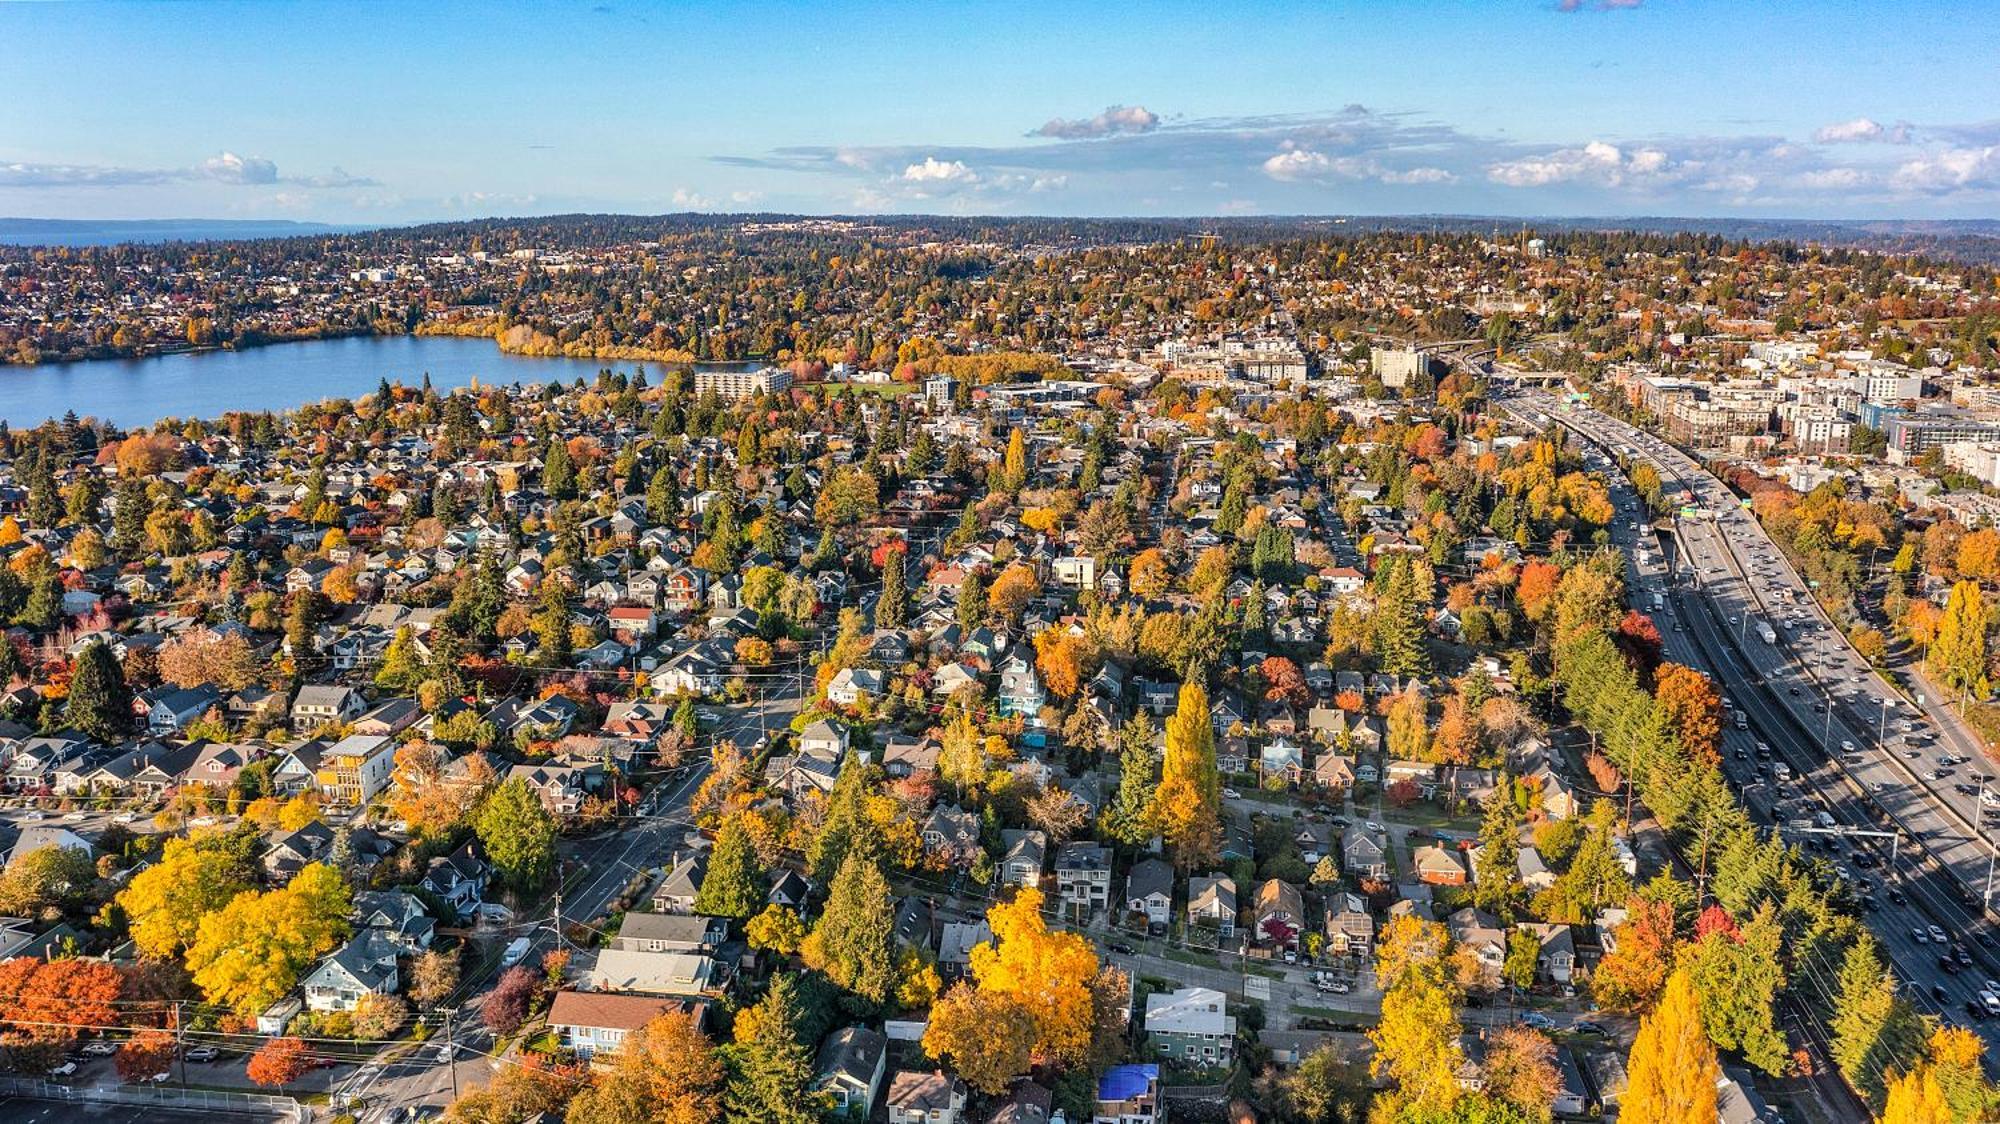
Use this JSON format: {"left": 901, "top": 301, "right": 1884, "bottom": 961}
{"left": 1505, "top": 388, "right": 2000, "bottom": 1044}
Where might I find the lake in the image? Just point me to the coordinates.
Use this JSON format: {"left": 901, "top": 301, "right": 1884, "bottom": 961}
{"left": 0, "top": 335, "right": 724, "bottom": 428}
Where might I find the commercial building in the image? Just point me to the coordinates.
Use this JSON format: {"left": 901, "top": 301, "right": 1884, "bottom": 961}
{"left": 693, "top": 366, "right": 792, "bottom": 399}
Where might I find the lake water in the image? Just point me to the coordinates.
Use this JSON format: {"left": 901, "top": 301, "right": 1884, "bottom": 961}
{"left": 0, "top": 335, "right": 721, "bottom": 428}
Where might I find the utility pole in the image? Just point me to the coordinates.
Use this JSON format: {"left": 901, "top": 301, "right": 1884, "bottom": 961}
{"left": 443, "top": 1007, "right": 459, "bottom": 1100}
{"left": 553, "top": 890, "right": 564, "bottom": 949}
{"left": 173, "top": 998, "right": 185, "bottom": 1089}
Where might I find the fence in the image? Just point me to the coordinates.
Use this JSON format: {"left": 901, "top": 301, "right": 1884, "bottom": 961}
{"left": 0, "top": 1076, "right": 303, "bottom": 1120}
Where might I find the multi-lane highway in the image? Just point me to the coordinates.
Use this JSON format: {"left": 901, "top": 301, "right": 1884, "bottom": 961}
{"left": 1503, "top": 388, "right": 2000, "bottom": 1040}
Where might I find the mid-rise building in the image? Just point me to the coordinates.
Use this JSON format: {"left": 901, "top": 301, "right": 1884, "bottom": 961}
{"left": 693, "top": 366, "right": 792, "bottom": 399}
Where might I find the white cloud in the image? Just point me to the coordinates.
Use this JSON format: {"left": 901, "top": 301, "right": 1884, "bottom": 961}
{"left": 1032, "top": 105, "right": 1160, "bottom": 140}
{"left": 1487, "top": 140, "right": 1666, "bottom": 187}
{"left": 900, "top": 157, "right": 977, "bottom": 184}
{"left": 199, "top": 151, "right": 279, "bottom": 185}
{"left": 669, "top": 187, "right": 715, "bottom": 209}
{"left": 1797, "top": 167, "right": 1870, "bottom": 190}
{"left": 1891, "top": 146, "right": 2000, "bottom": 192}
{"left": 1262, "top": 146, "right": 1455, "bottom": 186}
{"left": 1815, "top": 117, "right": 1883, "bottom": 144}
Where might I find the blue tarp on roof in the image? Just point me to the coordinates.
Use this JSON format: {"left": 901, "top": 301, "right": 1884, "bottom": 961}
{"left": 1098, "top": 1063, "right": 1158, "bottom": 1102}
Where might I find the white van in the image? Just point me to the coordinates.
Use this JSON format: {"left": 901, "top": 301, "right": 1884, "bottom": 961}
{"left": 501, "top": 937, "right": 532, "bottom": 968}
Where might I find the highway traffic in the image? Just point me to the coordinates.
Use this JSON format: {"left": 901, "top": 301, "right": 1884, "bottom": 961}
{"left": 1503, "top": 387, "right": 2000, "bottom": 1041}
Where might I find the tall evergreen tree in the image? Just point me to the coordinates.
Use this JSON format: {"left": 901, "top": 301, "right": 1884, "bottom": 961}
{"left": 803, "top": 846, "right": 895, "bottom": 1005}
{"left": 1473, "top": 779, "right": 1522, "bottom": 919}
{"left": 543, "top": 436, "right": 577, "bottom": 499}
{"left": 726, "top": 974, "right": 822, "bottom": 1123}
{"left": 1831, "top": 933, "right": 1915, "bottom": 1108}
{"left": 875, "top": 551, "right": 908, "bottom": 631}
{"left": 67, "top": 640, "right": 131, "bottom": 743}
{"left": 696, "top": 816, "right": 764, "bottom": 919}
{"left": 1103, "top": 714, "right": 1159, "bottom": 847}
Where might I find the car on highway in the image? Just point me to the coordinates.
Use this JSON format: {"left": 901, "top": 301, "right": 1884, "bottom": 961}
{"left": 1916, "top": 927, "right": 1931, "bottom": 943}
{"left": 20, "top": 811, "right": 44, "bottom": 822}
{"left": 1931, "top": 925, "right": 1950, "bottom": 944}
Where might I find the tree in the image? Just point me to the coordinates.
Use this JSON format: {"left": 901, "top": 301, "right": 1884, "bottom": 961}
{"left": 1002, "top": 427, "right": 1028, "bottom": 490}
{"left": 1103, "top": 722, "right": 1158, "bottom": 847}
{"left": 247, "top": 1036, "right": 311, "bottom": 1091}
{"left": 727, "top": 974, "right": 823, "bottom": 1123}
{"left": 922, "top": 982, "right": 1036, "bottom": 1095}
{"left": 1033, "top": 627, "right": 1089, "bottom": 700}
{"left": 116, "top": 835, "right": 257, "bottom": 959}
{"left": 1681, "top": 902, "right": 1786, "bottom": 1075}
{"left": 937, "top": 710, "right": 989, "bottom": 794}
{"left": 1026, "top": 785, "right": 1086, "bottom": 843}
{"left": 0, "top": 843, "right": 99, "bottom": 915}
{"left": 116, "top": 1029, "right": 177, "bottom": 1083}
{"left": 988, "top": 564, "right": 1040, "bottom": 623}
{"left": 1150, "top": 681, "right": 1221, "bottom": 867}
{"left": 695, "top": 815, "right": 764, "bottom": 919}
{"left": 567, "top": 1010, "right": 724, "bottom": 1124}
{"left": 1369, "top": 915, "right": 1464, "bottom": 1115}
{"left": 1261, "top": 655, "right": 1310, "bottom": 707}
{"left": 875, "top": 551, "right": 908, "bottom": 630}
{"left": 0, "top": 956, "right": 123, "bottom": 1041}
{"left": 745, "top": 904, "right": 805, "bottom": 956}
{"left": 375, "top": 625, "right": 426, "bottom": 691}
{"left": 1880, "top": 1065, "right": 1953, "bottom": 1124}
{"left": 1830, "top": 934, "right": 1914, "bottom": 1106}
{"left": 1473, "top": 788, "right": 1522, "bottom": 919}
{"left": 1128, "top": 548, "right": 1170, "bottom": 600}
{"left": 483, "top": 966, "right": 540, "bottom": 1034}
{"left": 966, "top": 887, "right": 1101, "bottom": 1065}
{"left": 158, "top": 628, "right": 259, "bottom": 691}
{"left": 1371, "top": 556, "right": 1431, "bottom": 679}
{"left": 1931, "top": 580, "right": 1990, "bottom": 701}
{"left": 1280, "top": 1042, "right": 1370, "bottom": 1123}
{"left": 1653, "top": 663, "right": 1722, "bottom": 765}
{"left": 475, "top": 777, "right": 557, "bottom": 893}
{"left": 389, "top": 742, "right": 494, "bottom": 841}
{"left": 410, "top": 949, "right": 461, "bottom": 1011}
{"left": 1385, "top": 689, "right": 1430, "bottom": 761}
{"left": 1481, "top": 1025, "right": 1561, "bottom": 1121}
{"left": 186, "top": 863, "right": 351, "bottom": 1015}
{"left": 67, "top": 640, "right": 131, "bottom": 743}
{"left": 1923, "top": 1025, "right": 1996, "bottom": 1123}
{"left": 1503, "top": 930, "right": 1540, "bottom": 992}
{"left": 801, "top": 847, "right": 895, "bottom": 1005}
{"left": 1624, "top": 970, "right": 1719, "bottom": 1124}
{"left": 1591, "top": 897, "right": 1676, "bottom": 1013}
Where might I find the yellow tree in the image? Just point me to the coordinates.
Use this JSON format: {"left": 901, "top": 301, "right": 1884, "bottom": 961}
{"left": 1624, "top": 969, "right": 1719, "bottom": 1124}
{"left": 1880, "top": 1065, "right": 1953, "bottom": 1124}
{"left": 1128, "top": 548, "right": 1171, "bottom": 600}
{"left": 966, "top": 888, "right": 1101, "bottom": 1065}
{"left": 565, "top": 1010, "right": 723, "bottom": 1124}
{"left": 921, "top": 983, "right": 1037, "bottom": 1095}
{"left": 187, "top": 863, "right": 351, "bottom": 1015}
{"left": 1149, "top": 681, "right": 1219, "bottom": 866}
{"left": 115, "top": 836, "right": 255, "bottom": 959}
{"left": 1368, "top": 915, "right": 1463, "bottom": 1114}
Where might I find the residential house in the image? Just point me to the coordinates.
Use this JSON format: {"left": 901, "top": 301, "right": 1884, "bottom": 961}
{"left": 1145, "top": 986, "right": 1236, "bottom": 1067}
{"left": 1123, "top": 858, "right": 1175, "bottom": 931}
{"left": 420, "top": 841, "right": 491, "bottom": 921}
{"left": 353, "top": 890, "right": 436, "bottom": 954}
{"left": 301, "top": 932, "right": 399, "bottom": 1012}
{"left": 652, "top": 853, "right": 707, "bottom": 915}
{"left": 887, "top": 1071, "right": 967, "bottom": 1124}
{"left": 1055, "top": 841, "right": 1113, "bottom": 915}
{"left": 1254, "top": 879, "right": 1305, "bottom": 949}
{"left": 291, "top": 685, "right": 365, "bottom": 734}
{"left": 508, "top": 762, "right": 590, "bottom": 816}
{"left": 921, "top": 805, "right": 982, "bottom": 867}
{"left": 998, "top": 653, "right": 1047, "bottom": 722}
{"left": 589, "top": 948, "right": 719, "bottom": 997}
{"left": 1187, "top": 875, "right": 1237, "bottom": 937}
{"left": 315, "top": 734, "right": 395, "bottom": 806}
{"left": 1093, "top": 1064, "right": 1161, "bottom": 1124}
{"left": 1413, "top": 844, "right": 1468, "bottom": 886}
{"left": 1342, "top": 826, "right": 1388, "bottom": 880}
{"left": 814, "top": 1026, "right": 889, "bottom": 1119}
{"left": 613, "top": 913, "right": 728, "bottom": 955}
{"left": 1324, "top": 893, "right": 1375, "bottom": 959}
{"left": 1000, "top": 829, "right": 1047, "bottom": 889}
{"left": 1518, "top": 922, "right": 1576, "bottom": 983}
{"left": 826, "top": 667, "right": 885, "bottom": 708}
{"left": 547, "top": 991, "right": 705, "bottom": 1062}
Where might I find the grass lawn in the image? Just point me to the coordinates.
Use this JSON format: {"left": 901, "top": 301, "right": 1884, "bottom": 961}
{"left": 820, "top": 381, "right": 918, "bottom": 397}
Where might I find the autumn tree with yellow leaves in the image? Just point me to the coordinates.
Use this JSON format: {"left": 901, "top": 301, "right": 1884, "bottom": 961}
{"left": 1149, "top": 680, "right": 1220, "bottom": 867}
{"left": 1624, "top": 969, "right": 1719, "bottom": 1124}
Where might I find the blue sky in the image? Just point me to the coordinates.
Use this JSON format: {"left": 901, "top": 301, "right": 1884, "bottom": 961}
{"left": 5, "top": 0, "right": 1999, "bottom": 223}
